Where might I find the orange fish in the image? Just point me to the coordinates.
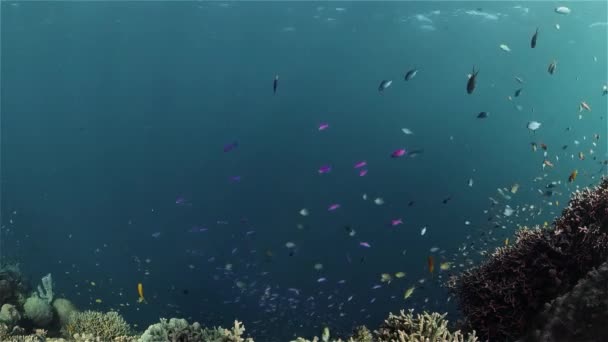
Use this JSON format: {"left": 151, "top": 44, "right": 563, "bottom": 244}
{"left": 579, "top": 101, "right": 591, "bottom": 112}
{"left": 427, "top": 256, "right": 435, "bottom": 275}
{"left": 568, "top": 170, "right": 578, "bottom": 183}
{"left": 137, "top": 283, "right": 146, "bottom": 303}
{"left": 543, "top": 160, "right": 554, "bottom": 168}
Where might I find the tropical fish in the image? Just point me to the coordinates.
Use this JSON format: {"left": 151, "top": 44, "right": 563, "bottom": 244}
{"left": 548, "top": 60, "right": 557, "bottom": 75}
{"left": 515, "top": 76, "right": 524, "bottom": 84}
{"left": 273, "top": 74, "right": 279, "bottom": 94}
{"left": 439, "top": 262, "right": 451, "bottom": 271}
{"left": 391, "top": 148, "right": 407, "bottom": 158}
{"left": 555, "top": 6, "right": 571, "bottom": 15}
{"left": 318, "top": 165, "right": 332, "bottom": 174}
{"left": 514, "top": 88, "right": 522, "bottom": 97}
{"left": 395, "top": 272, "right": 406, "bottom": 278}
{"left": 568, "top": 170, "right": 578, "bottom": 182}
{"left": 404, "top": 69, "right": 418, "bottom": 81}
{"left": 505, "top": 238, "right": 510, "bottom": 246}
{"left": 527, "top": 121, "right": 541, "bottom": 131}
{"left": 359, "top": 241, "right": 371, "bottom": 248}
{"left": 318, "top": 123, "right": 329, "bottom": 131}
{"left": 223, "top": 141, "right": 239, "bottom": 152}
{"left": 428, "top": 256, "right": 435, "bottom": 275}
{"left": 380, "top": 273, "right": 392, "bottom": 284}
{"left": 466, "top": 66, "right": 479, "bottom": 94}
{"left": 401, "top": 127, "right": 414, "bottom": 135}
{"left": 403, "top": 286, "right": 415, "bottom": 299}
{"left": 328, "top": 204, "right": 341, "bottom": 211}
{"left": 359, "top": 169, "right": 368, "bottom": 177}
{"left": 299, "top": 208, "right": 309, "bottom": 216}
{"left": 531, "top": 142, "right": 538, "bottom": 152}
{"left": 531, "top": 27, "right": 539, "bottom": 48}
{"left": 603, "top": 85, "right": 607, "bottom": 96}
{"left": 477, "top": 111, "right": 489, "bottom": 119}
{"left": 510, "top": 183, "right": 519, "bottom": 194}
{"left": 499, "top": 44, "right": 511, "bottom": 52}
{"left": 543, "top": 159, "right": 554, "bottom": 168}
{"left": 579, "top": 152, "right": 585, "bottom": 160}
{"left": 378, "top": 80, "right": 392, "bottom": 92}
{"left": 354, "top": 161, "right": 367, "bottom": 169}
{"left": 579, "top": 101, "right": 591, "bottom": 112}
{"left": 137, "top": 283, "right": 146, "bottom": 303}
{"left": 391, "top": 218, "right": 403, "bottom": 226}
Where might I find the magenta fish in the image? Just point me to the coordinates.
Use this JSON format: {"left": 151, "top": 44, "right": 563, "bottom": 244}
{"left": 391, "top": 218, "right": 403, "bottom": 226}
{"left": 359, "top": 169, "right": 368, "bottom": 177}
{"left": 391, "top": 148, "right": 407, "bottom": 158}
{"left": 318, "top": 165, "right": 332, "bottom": 174}
{"left": 354, "top": 161, "right": 367, "bottom": 169}
{"left": 359, "top": 241, "right": 371, "bottom": 248}
{"left": 328, "top": 203, "right": 341, "bottom": 211}
{"left": 318, "top": 123, "right": 329, "bottom": 131}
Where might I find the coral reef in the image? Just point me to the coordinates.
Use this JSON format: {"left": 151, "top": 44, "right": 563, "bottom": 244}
{"left": 525, "top": 259, "right": 608, "bottom": 342}
{"left": 374, "top": 309, "right": 477, "bottom": 342}
{"left": 138, "top": 318, "right": 253, "bottom": 342}
{"left": 24, "top": 295, "right": 54, "bottom": 328}
{"left": 52, "top": 298, "right": 77, "bottom": 327}
{"left": 449, "top": 177, "right": 608, "bottom": 341}
{"left": 65, "top": 310, "right": 132, "bottom": 340}
{"left": 0, "top": 303, "right": 21, "bottom": 326}
{"left": 0, "top": 262, "right": 26, "bottom": 307}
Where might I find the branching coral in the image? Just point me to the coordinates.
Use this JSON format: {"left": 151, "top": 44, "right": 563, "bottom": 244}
{"left": 449, "top": 177, "right": 608, "bottom": 341}
{"left": 138, "top": 318, "right": 253, "bottom": 342}
{"left": 374, "top": 309, "right": 477, "bottom": 342}
{"left": 66, "top": 310, "right": 131, "bottom": 340}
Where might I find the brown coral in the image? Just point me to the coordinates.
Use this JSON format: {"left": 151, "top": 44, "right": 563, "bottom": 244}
{"left": 374, "top": 309, "right": 477, "bottom": 342}
{"left": 449, "top": 177, "right": 608, "bottom": 341}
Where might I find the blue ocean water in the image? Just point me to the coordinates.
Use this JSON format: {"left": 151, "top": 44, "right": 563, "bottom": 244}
{"left": 1, "top": 1, "right": 607, "bottom": 340}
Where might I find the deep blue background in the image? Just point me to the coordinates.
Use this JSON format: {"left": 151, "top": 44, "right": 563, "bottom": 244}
{"left": 1, "top": 1, "right": 606, "bottom": 340}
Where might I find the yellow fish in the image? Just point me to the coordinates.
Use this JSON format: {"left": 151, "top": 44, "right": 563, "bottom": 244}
{"left": 394, "top": 272, "right": 406, "bottom": 279}
{"left": 505, "top": 238, "right": 509, "bottom": 246}
{"left": 137, "top": 282, "right": 147, "bottom": 304}
{"left": 439, "top": 262, "right": 452, "bottom": 271}
{"left": 510, "top": 183, "right": 519, "bottom": 194}
{"left": 95, "top": 299, "right": 102, "bottom": 304}
{"left": 404, "top": 286, "right": 415, "bottom": 300}
{"left": 380, "top": 273, "right": 393, "bottom": 284}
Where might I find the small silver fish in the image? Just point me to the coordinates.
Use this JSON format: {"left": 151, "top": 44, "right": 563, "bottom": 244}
{"left": 378, "top": 80, "right": 392, "bottom": 92}
{"left": 404, "top": 69, "right": 418, "bottom": 81}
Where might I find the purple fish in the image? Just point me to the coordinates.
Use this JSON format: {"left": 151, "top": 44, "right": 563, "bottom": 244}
{"left": 359, "top": 169, "right": 368, "bottom": 177}
{"left": 391, "top": 148, "right": 407, "bottom": 158}
{"left": 223, "top": 141, "right": 239, "bottom": 152}
{"left": 318, "top": 165, "right": 332, "bottom": 174}
{"left": 359, "top": 241, "right": 371, "bottom": 248}
{"left": 391, "top": 218, "right": 403, "bottom": 226}
{"left": 354, "top": 161, "right": 367, "bottom": 169}
{"left": 328, "top": 203, "right": 341, "bottom": 211}
{"left": 229, "top": 176, "right": 242, "bottom": 182}
{"left": 318, "top": 123, "right": 329, "bottom": 131}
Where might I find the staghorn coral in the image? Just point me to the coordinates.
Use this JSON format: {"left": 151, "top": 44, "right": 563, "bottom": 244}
{"left": 374, "top": 309, "right": 477, "bottom": 342}
{"left": 66, "top": 310, "right": 131, "bottom": 340}
{"left": 525, "top": 259, "right": 608, "bottom": 342}
{"left": 449, "top": 177, "right": 608, "bottom": 341}
{"left": 350, "top": 326, "right": 373, "bottom": 342}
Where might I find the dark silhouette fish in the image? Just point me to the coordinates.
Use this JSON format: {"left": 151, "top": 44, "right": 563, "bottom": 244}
{"left": 477, "top": 111, "right": 489, "bottom": 119}
{"left": 466, "top": 67, "right": 479, "bottom": 94}
{"left": 548, "top": 60, "right": 557, "bottom": 75}
{"left": 404, "top": 69, "right": 418, "bottom": 81}
{"left": 273, "top": 75, "right": 279, "bottom": 94}
{"left": 514, "top": 88, "right": 522, "bottom": 97}
{"left": 531, "top": 28, "right": 539, "bottom": 48}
